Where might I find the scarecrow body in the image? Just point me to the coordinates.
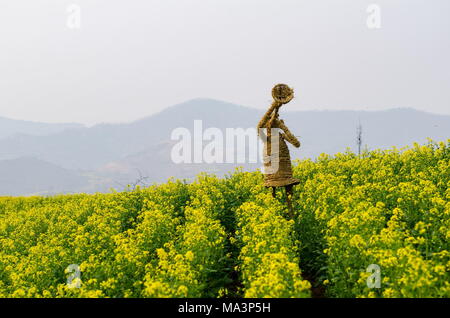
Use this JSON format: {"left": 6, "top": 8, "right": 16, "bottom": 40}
{"left": 261, "top": 118, "right": 300, "bottom": 187}
{"left": 258, "top": 84, "right": 301, "bottom": 188}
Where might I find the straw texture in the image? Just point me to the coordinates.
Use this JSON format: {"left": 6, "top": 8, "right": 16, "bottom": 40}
{"left": 257, "top": 84, "right": 301, "bottom": 187}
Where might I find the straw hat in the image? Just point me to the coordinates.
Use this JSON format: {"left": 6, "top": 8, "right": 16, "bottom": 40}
{"left": 272, "top": 84, "right": 294, "bottom": 105}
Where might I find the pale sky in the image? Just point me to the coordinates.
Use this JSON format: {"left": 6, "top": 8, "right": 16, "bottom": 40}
{"left": 0, "top": 0, "right": 449, "bottom": 125}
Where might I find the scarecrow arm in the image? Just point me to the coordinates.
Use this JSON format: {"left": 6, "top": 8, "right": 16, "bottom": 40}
{"left": 257, "top": 104, "right": 278, "bottom": 130}
{"left": 279, "top": 120, "right": 300, "bottom": 148}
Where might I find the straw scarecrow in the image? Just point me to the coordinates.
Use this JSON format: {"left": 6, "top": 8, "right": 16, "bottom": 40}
{"left": 257, "top": 84, "right": 300, "bottom": 218}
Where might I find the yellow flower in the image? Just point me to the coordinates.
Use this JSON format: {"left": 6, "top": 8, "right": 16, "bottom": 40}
{"left": 185, "top": 251, "right": 194, "bottom": 262}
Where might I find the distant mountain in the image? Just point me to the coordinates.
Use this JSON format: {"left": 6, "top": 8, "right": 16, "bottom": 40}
{"left": 0, "top": 116, "right": 83, "bottom": 140}
{"left": 0, "top": 99, "right": 449, "bottom": 195}
{"left": 0, "top": 99, "right": 256, "bottom": 169}
{"left": 0, "top": 157, "right": 89, "bottom": 196}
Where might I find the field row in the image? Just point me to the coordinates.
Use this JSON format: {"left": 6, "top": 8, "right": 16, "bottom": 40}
{"left": 293, "top": 141, "right": 449, "bottom": 297}
{"left": 0, "top": 172, "right": 311, "bottom": 297}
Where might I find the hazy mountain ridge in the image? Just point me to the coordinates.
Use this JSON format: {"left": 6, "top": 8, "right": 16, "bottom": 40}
{"left": 0, "top": 99, "right": 257, "bottom": 169}
{"left": 0, "top": 116, "right": 84, "bottom": 140}
{"left": 0, "top": 99, "right": 449, "bottom": 196}
{"left": 0, "top": 157, "right": 88, "bottom": 196}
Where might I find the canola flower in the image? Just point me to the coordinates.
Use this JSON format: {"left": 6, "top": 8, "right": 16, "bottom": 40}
{"left": 0, "top": 140, "right": 448, "bottom": 298}
{"left": 293, "top": 140, "right": 449, "bottom": 297}
{"left": 235, "top": 193, "right": 311, "bottom": 298}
